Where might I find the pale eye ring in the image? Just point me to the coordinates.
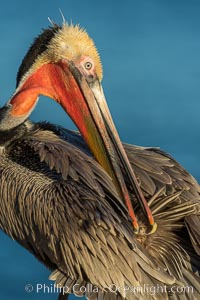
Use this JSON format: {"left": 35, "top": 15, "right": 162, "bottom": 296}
{"left": 84, "top": 61, "right": 93, "bottom": 70}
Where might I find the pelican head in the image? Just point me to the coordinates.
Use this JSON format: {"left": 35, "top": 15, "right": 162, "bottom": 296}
{"left": 1, "top": 22, "right": 155, "bottom": 232}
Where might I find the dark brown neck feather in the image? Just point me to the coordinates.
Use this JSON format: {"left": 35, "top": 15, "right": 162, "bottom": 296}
{"left": 16, "top": 25, "right": 60, "bottom": 87}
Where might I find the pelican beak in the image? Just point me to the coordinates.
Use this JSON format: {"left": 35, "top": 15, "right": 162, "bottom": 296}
{"left": 8, "top": 60, "right": 156, "bottom": 233}
{"left": 64, "top": 62, "right": 156, "bottom": 233}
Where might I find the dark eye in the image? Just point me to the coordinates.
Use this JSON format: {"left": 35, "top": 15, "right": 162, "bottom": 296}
{"left": 84, "top": 61, "right": 93, "bottom": 70}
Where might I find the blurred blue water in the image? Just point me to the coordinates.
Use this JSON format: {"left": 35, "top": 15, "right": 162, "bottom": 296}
{"left": 1, "top": 1, "right": 200, "bottom": 299}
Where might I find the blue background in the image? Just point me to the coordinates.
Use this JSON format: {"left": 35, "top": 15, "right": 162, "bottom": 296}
{"left": 1, "top": 0, "right": 200, "bottom": 299}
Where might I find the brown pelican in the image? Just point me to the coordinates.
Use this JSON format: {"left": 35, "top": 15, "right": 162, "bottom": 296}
{"left": 0, "top": 23, "right": 200, "bottom": 299}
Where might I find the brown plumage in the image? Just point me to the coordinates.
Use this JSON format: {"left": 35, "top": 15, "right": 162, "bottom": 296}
{"left": 0, "top": 23, "right": 200, "bottom": 300}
